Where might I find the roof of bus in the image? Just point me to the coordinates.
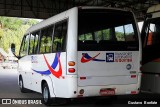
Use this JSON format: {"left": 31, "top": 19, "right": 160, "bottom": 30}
{"left": 25, "top": 6, "right": 131, "bottom": 35}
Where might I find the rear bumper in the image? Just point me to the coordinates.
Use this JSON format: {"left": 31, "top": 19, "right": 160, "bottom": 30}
{"left": 77, "top": 84, "right": 140, "bottom": 97}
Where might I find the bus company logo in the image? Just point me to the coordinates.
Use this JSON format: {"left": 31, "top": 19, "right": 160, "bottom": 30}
{"left": 31, "top": 56, "right": 38, "bottom": 63}
{"left": 32, "top": 53, "right": 62, "bottom": 79}
{"left": 115, "top": 52, "right": 132, "bottom": 62}
{"left": 106, "top": 53, "right": 114, "bottom": 62}
{"left": 81, "top": 53, "right": 105, "bottom": 63}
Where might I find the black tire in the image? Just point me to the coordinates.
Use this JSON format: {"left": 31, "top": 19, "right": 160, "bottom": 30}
{"left": 42, "top": 83, "right": 52, "bottom": 105}
{"left": 42, "top": 82, "right": 69, "bottom": 106}
{"left": 19, "top": 77, "right": 28, "bottom": 93}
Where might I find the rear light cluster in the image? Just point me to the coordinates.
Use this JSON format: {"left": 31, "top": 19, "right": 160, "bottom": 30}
{"left": 131, "top": 75, "right": 136, "bottom": 78}
{"left": 68, "top": 68, "right": 75, "bottom": 73}
{"left": 68, "top": 61, "right": 75, "bottom": 73}
{"left": 131, "top": 91, "right": 137, "bottom": 94}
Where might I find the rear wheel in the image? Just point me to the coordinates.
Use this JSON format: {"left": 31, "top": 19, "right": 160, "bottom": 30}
{"left": 42, "top": 83, "right": 52, "bottom": 105}
{"left": 42, "top": 82, "right": 69, "bottom": 105}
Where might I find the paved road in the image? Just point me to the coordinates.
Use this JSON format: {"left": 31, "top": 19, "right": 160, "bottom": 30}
{"left": 0, "top": 67, "right": 160, "bottom": 107}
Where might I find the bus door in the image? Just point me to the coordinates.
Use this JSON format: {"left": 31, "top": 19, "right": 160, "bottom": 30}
{"left": 141, "top": 18, "right": 160, "bottom": 93}
{"left": 142, "top": 19, "right": 160, "bottom": 65}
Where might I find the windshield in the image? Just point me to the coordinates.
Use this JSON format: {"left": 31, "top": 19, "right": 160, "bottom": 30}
{"left": 78, "top": 9, "right": 139, "bottom": 51}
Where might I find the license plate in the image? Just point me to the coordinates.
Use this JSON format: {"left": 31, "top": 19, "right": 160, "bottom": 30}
{"left": 100, "top": 89, "right": 115, "bottom": 96}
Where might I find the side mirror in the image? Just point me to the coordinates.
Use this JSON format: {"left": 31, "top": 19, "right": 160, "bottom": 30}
{"left": 11, "top": 43, "right": 16, "bottom": 54}
{"left": 11, "top": 43, "right": 21, "bottom": 59}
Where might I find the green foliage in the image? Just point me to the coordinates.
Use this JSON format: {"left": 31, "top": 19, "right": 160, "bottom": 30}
{"left": 0, "top": 29, "right": 4, "bottom": 39}
{"left": 0, "top": 16, "right": 39, "bottom": 55}
{"left": 79, "top": 29, "right": 126, "bottom": 42}
{"left": 79, "top": 29, "right": 110, "bottom": 41}
{"left": 26, "top": 19, "right": 39, "bottom": 26}
{"left": 116, "top": 31, "right": 125, "bottom": 41}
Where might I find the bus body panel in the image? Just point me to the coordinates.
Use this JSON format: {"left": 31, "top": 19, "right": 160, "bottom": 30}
{"left": 78, "top": 51, "right": 140, "bottom": 86}
{"left": 66, "top": 7, "right": 78, "bottom": 75}
{"left": 77, "top": 83, "right": 140, "bottom": 97}
{"left": 40, "top": 76, "right": 56, "bottom": 97}
{"left": 18, "top": 56, "right": 32, "bottom": 90}
{"left": 50, "top": 75, "right": 78, "bottom": 98}
{"left": 18, "top": 7, "right": 79, "bottom": 98}
{"left": 30, "top": 52, "right": 67, "bottom": 97}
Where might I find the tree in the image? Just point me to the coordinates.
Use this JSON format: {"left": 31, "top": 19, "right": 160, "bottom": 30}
{"left": 0, "top": 16, "right": 39, "bottom": 55}
{"left": 0, "top": 29, "right": 4, "bottom": 39}
{"left": 0, "top": 29, "right": 4, "bottom": 48}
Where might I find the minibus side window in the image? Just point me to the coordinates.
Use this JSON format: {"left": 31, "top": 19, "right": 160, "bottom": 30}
{"left": 19, "top": 35, "right": 30, "bottom": 57}
{"left": 39, "top": 25, "right": 54, "bottom": 54}
{"left": 29, "top": 31, "right": 40, "bottom": 55}
{"left": 115, "top": 24, "right": 135, "bottom": 41}
{"left": 53, "top": 20, "right": 67, "bottom": 52}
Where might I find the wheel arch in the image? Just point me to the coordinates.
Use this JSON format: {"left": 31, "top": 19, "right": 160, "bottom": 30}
{"left": 41, "top": 77, "right": 56, "bottom": 98}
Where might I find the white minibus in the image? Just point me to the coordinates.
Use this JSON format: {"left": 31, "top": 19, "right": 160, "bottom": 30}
{"left": 14, "top": 6, "right": 141, "bottom": 105}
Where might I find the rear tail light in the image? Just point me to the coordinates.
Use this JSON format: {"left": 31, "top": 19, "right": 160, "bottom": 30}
{"left": 68, "top": 61, "right": 75, "bottom": 73}
{"left": 131, "top": 91, "right": 137, "bottom": 94}
{"left": 68, "top": 68, "right": 75, "bottom": 73}
{"left": 131, "top": 75, "right": 136, "bottom": 78}
{"left": 68, "top": 61, "right": 75, "bottom": 66}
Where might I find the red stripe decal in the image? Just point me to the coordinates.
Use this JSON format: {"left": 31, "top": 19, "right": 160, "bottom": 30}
{"left": 81, "top": 53, "right": 100, "bottom": 63}
{"left": 43, "top": 54, "right": 62, "bottom": 78}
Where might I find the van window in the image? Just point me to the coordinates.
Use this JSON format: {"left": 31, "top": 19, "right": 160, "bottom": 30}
{"left": 19, "top": 35, "right": 30, "bottom": 57}
{"left": 29, "top": 31, "right": 40, "bottom": 54}
{"left": 144, "top": 22, "right": 160, "bottom": 46}
{"left": 115, "top": 24, "right": 135, "bottom": 41}
{"left": 52, "top": 20, "right": 67, "bottom": 52}
{"left": 39, "top": 26, "right": 54, "bottom": 54}
{"left": 78, "top": 9, "right": 138, "bottom": 51}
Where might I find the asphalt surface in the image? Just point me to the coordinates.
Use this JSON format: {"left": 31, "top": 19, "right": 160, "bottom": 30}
{"left": 0, "top": 67, "right": 160, "bottom": 107}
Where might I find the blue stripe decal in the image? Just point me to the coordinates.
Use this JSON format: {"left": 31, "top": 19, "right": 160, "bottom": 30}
{"left": 83, "top": 53, "right": 105, "bottom": 61}
{"left": 32, "top": 53, "right": 60, "bottom": 75}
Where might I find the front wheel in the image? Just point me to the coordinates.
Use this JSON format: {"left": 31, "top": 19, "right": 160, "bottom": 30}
{"left": 19, "top": 77, "right": 28, "bottom": 93}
